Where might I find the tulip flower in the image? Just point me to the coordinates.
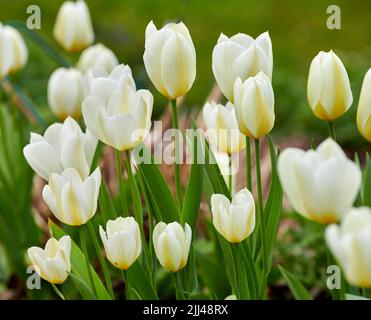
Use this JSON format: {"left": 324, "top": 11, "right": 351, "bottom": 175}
{"left": 28, "top": 236, "right": 71, "bottom": 284}
{"left": 307, "top": 50, "right": 353, "bottom": 121}
{"left": 143, "top": 20, "right": 196, "bottom": 99}
{"left": 212, "top": 31, "right": 272, "bottom": 102}
{"left": 326, "top": 207, "right": 371, "bottom": 288}
{"left": 48, "top": 68, "right": 84, "bottom": 120}
{"left": 153, "top": 221, "right": 192, "bottom": 272}
{"left": 77, "top": 43, "right": 118, "bottom": 73}
{"left": 211, "top": 188, "right": 255, "bottom": 243}
{"left": 278, "top": 138, "right": 361, "bottom": 224}
{"left": 203, "top": 101, "right": 245, "bottom": 154}
{"left": 23, "top": 117, "right": 97, "bottom": 181}
{"left": 53, "top": 0, "right": 94, "bottom": 52}
{"left": 82, "top": 65, "right": 153, "bottom": 151}
{"left": 42, "top": 167, "right": 101, "bottom": 226}
{"left": 357, "top": 68, "right": 371, "bottom": 142}
{"left": 233, "top": 72, "right": 275, "bottom": 139}
{"left": 99, "top": 217, "right": 142, "bottom": 270}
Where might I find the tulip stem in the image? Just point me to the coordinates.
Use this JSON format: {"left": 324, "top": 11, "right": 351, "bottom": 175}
{"left": 170, "top": 99, "right": 183, "bottom": 210}
{"left": 170, "top": 272, "right": 185, "bottom": 300}
{"left": 122, "top": 270, "right": 130, "bottom": 299}
{"left": 79, "top": 226, "right": 97, "bottom": 296}
{"left": 51, "top": 283, "right": 65, "bottom": 300}
{"left": 228, "top": 155, "right": 233, "bottom": 194}
{"left": 254, "top": 139, "right": 268, "bottom": 278}
{"left": 115, "top": 149, "right": 128, "bottom": 215}
{"left": 245, "top": 137, "right": 252, "bottom": 191}
{"left": 328, "top": 121, "right": 336, "bottom": 140}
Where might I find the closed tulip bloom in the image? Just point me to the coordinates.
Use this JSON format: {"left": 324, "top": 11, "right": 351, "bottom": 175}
{"left": 307, "top": 50, "right": 353, "bottom": 120}
{"left": 212, "top": 32, "right": 272, "bottom": 102}
{"left": 48, "top": 68, "right": 84, "bottom": 120}
{"left": 99, "top": 217, "right": 141, "bottom": 270}
{"left": 211, "top": 188, "right": 255, "bottom": 243}
{"left": 82, "top": 66, "right": 153, "bottom": 151}
{"left": 53, "top": 0, "right": 94, "bottom": 52}
{"left": 143, "top": 20, "right": 196, "bottom": 99}
{"left": 357, "top": 68, "right": 371, "bottom": 142}
{"left": 278, "top": 138, "right": 361, "bottom": 224}
{"left": 77, "top": 43, "right": 118, "bottom": 73}
{"left": 326, "top": 207, "right": 371, "bottom": 288}
{"left": 203, "top": 101, "right": 245, "bottom": 154}
{"left": 28, "top": 236, "right": 71, "bottom": 284}
{"left": 23, "top": 117, "right": 97, "bottom": 180}
{"left": 233, "top": 72, "right": 275, "bottom": 138}
{"left": 42, "top": 167, "right": 101, "bottom": 226}
{"left": 153, "top": 222, "right": 192, "bottom": 272}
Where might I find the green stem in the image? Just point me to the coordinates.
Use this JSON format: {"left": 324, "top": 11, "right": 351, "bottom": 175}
{"left": 122, "top": 270, "right": 130, "bottom": 299}
{"left": 170, "top": 99, "right": 183, "bottom": 210}
{"left": 245, "top": 136, "right": 252, "bottom": 191}
{"left": 51, "top": 283, "right": 66, "bottom": 300}
{"left": 79, "top": 226, "right": 96, "bottom": 296}
{"left": 170, "top": 272, "right": 185, "bottom": 300}
{"left": 328, "top": 121, "right": 336, "bottom": 140}
{"left": 87, "top": 221, "right": 114, "bottom": 299}
{"left": 231, "top": 244, "right": 241, "bottom": 299}
{"left": 228, "top": 154, "right": 233, "bottom": 194}
{"left": 254, "top": 139, "right": 268, "bottom": 278}
{"left": 115, "top": 149, "right": 128, "bottom": 216}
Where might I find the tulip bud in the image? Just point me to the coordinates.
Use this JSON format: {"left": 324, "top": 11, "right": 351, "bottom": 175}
{"left": 82, "top": 65, "right": 153, "bottom": 151}
{"left": 326, "top": 207, "right": 371, "bottom": 288}
{"left": 28, "top": 236, "right": 71, "bottom": 284}
{"left": 48, "top": 68, "right": 84, "bottom": 120}
{"left": 53, "top": 0, "right": 94, "bottom": 52}
{"left": 211, "top": 188, "right": 255, "bottom": 243}
{"left": 99, "top": 217, "right": 142, "bottom": 270}
{"left": 357, "top": 68, "right": 371, "bottom": 142}
{"left": 42, "top": 167, "right": 101, "bottom": 226}
{"left": 153, "top": 221, "right": 192, "bottom": 272}
{"left": 23, "top": 117, "right": 97, "bottom": 181}
{"left": 307, "top": 50, "right": 353, "bottom": 120}
{"left": 203, "top": 101, "right": 245, "bottom": 154}
{"left": 233, "top": 72, "right": 275, "bottom": 138}
{"left": 278, "top": 138, "right": 361, "bottom": 224}
{"left": 212, "top": 32, "right": 272, "bottom": 102}
{"left": 143, "top": 20, "right": 196, "bottom": 99}
{"left": 77, "top": 43, "right": 118, "bottom": 73}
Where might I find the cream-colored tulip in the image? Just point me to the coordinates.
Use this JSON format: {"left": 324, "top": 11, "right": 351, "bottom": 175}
{"left": 212, "top": 32, "right": 272, "bottom": 102}
{"left": 23, "top": 117, "right": 97, "bottom": 180}
{"left": 326, "top": 207, "right": 371, "bottom": 288}
{"left": 233, "top": 72, "right": 275, "bottom": 138}
{"left": 211, "top": 188, "right": 255, "bottom": 243}
{"left": 82, "top": 65, "right": 153, "bottom": 151}
{"left": 278, "top": 138, "right": 361, "bottom": 224}
{"left": 357, "top": 68, "right": 371, "bottom": 142}
{"left": 307, "top": 50, "right": 353, "bottom": 120}
{"left": 42, "top": 167, "right": 101, "bottom": 226}
{"left": 28, "top": 236, "right": 71, "bottom": 284}
{"left": 203, "top": 101, "right": 245, "bottom": 154}
{"left": 143, "top": 20, "right": 196, "bottom": 99}
{"left": 48, "top": 68, "right": 84, "bottom": 120}
{"left": 99, "top": 217, "right": 141, "bottom": 270}
{"left": 77, "top": 43, "right": 118, "bottom": 73}
{"left": 153, "top": 222, "right": 192, "bottom": 272}
{"left": 53, "top": 0, "right": 94, "bottom": 52}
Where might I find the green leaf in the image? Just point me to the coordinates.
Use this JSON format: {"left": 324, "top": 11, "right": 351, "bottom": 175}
{"left": 98, "top": 180, "right": 118, "bottom": 223}
{"left": 345, "top": 294, "right": 368, "bottom": 300}
{"left": 69, "top": 272, "right": 97, "bottom": 300}
{"left": 362, "top": 153, "right": 371, "bottom": 207}
{"left": 278, "top": 266, "right": 313, "bottom": 300}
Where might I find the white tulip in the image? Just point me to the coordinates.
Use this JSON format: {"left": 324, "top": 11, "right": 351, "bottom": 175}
{"left": 23, "top": 117, "right": 97, "bottom": 181}
{"left": 42, "top": 167, "right": 101, "bottom": 226}
{"left": 233, "top": 72, "right": 275, "bottom": 138}
{"left": 99, "top": 217, "right": 142, "bottom": 270}
{"left": 153, "top": 221, "right": 192, "bottom": 272}
{"left": 203, "top": 101, "right": 245, "bottom": 154}
{"left": 28, "top": 236, "right": 71, "bottom": 284}
{"left": 82, "top": 65, "right": 153, "bottom": 151}
{"left": 53, "top": 0, "right": 94, "bottom": 52}
{"left": 77, "top": 43, "right": 118, "bottom": 73}
{"left": 143, "top": 20, "right": 196, "bottom": 99}
{"left": 278, "top": 138, "right": 361, "bottom": 224}
{"left": 212, "top": 31, "right": 272, "bottom": 101}
{"left": 307, "top": 50, "right": 353, "bottom": 120}
{"left": 326, "top": 207, "right": 371, "bottom": 288}
{"left": 48, "top": 68, "right": 84, "bottom": 120}
{"left": 357, "top": 68, "right": 371, "bottom": 142}
{"left": 211, "top": 188, "right": 255, "bottom": 243}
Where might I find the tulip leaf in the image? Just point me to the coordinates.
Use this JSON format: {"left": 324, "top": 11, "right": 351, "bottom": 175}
{"left": 69, "top": 272, "right": 98, "bottom": 300}
{"left": 50, "top": 222, "right": 112, "bottom": 300}
{"left": 98, "top": 180, "right": 118, "bottom": 224}
{"left": 278, "top": 266, "right": 313, "bottom": 300}
{"left": 345, "top": 294, "right": 368, "bottom": 300}
{"left": 362, "top": 153, "right": 371, "bottom": 207}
